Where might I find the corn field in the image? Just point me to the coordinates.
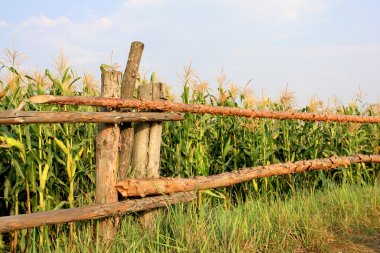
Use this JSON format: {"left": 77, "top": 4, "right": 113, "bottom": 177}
{"left": 0, "top": 52, "right": 379, "bottom": 250}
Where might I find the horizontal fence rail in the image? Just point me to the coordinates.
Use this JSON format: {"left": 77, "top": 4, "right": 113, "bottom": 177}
{"left": 0, "top": 192, "right": 195, "bottom": 233}
{"left": 30, "top": 95, "right": 380, "bottom": 123}
{"left": 116, "top": 154, "right": 380, "bottom": 197}
{"left": 0, "top": 111, "right": 183, "bottom": 124}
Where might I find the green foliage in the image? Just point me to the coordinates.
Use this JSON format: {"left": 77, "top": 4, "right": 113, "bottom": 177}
{"left": 0, "top": 59, "right": 98, "bottom": 251}
{"left": 161, "top": 83, "right": 380, "bottom": 197}
{"left": 0, "top": 58, "right": 379, "bottom": 250}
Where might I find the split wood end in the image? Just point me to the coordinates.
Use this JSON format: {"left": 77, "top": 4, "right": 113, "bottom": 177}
{"left": 30, "top": 95, "right": 55, "bottom": 104}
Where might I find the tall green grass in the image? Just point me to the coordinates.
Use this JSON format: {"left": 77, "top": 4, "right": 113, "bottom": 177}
{"left": 0, "top": 52, "right": 379, "bottom": 251}
{"left": 7, "top": 182, "right": 379, "bottom": 252}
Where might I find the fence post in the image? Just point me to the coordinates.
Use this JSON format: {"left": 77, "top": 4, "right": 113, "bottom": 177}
{"left": 131, "top": 82, "right": 165, "bottom": 228}
{"left": 96, "top": 70, "right": 122, "bottom": 241}
{"left": 119, "top": 41, "right": 144, "bottom": 180}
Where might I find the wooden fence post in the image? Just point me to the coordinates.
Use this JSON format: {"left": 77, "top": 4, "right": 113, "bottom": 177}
{"left": 119, "top": 41, "right": 144, "bottom": 180}
{"left": 131, "top": 82, "right": 165, "bottom": 228}
{"left": 96, "top": 70, "right": 122, "bottom": 241}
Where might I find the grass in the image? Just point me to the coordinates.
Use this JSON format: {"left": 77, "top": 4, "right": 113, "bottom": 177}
{"left": 5, "top": 182, "right": 378, "bottom": 252}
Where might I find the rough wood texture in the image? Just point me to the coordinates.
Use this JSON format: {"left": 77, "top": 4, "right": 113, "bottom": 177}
{"left": 131, "top": 83, "right": 165, "bottom": 228}
{"left": 30, "top": 95, "right": 380, "bottom": 123}
{"left": 0, "top": 192, "right": 195, "bottom": 234}
{"left": 147, "top": 83, "right": 165, "bottom": 178}
{"left": 96, "top": 70, "right": 122, "bottom": 241}
{"left": 119, "top": 41, "right": 145, "bottom": 180}
{"left": 131, "top": 84, "right": 152, "bottom": 177}
{"left": 131, "top": 83, "right": 165, "bottom": 178}
{"left": 121, "top": 41, "right": 144, "bottom": 100}
{"left": 116, "top": 154, "right": 380, "bottom": 197}
{"left": 0, "top": 111, "right": 183, "bottom": 124}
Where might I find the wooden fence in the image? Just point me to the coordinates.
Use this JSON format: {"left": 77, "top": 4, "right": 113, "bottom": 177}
{"left": 1, "top": 41, "right": 380, "bottom": 240}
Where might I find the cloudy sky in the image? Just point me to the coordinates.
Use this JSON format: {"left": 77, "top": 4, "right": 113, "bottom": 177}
{"left": 1, "top": 0, "right": 379, "bottom": 107}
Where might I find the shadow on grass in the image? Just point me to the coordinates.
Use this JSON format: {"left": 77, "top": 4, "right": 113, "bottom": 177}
{"left": 334, "top": 230, "right": 380, "bottom": 253}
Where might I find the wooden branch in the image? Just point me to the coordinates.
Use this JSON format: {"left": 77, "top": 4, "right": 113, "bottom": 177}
{"left": 0, "top": 191, "right": 195, "bottom": 233}
{"left": 30, "top": 95, "right": 380, "bottom": 123}
{"left": 116, "top": 154, "right": 380, "bottom": 197}
{"left": 0, "top": 111, "right": 184, "bottom": 124}
{"left": 119, "top": 41, "right": 145, "bottom": 180}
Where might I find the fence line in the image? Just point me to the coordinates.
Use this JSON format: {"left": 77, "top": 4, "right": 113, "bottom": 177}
{"left": 1, "top": 41, "right": 379, "bottom": 239}
{"left": 116, "top": 154, "right": 380, "bottom": 197}
{"left": 1, "top": 154, "right": 378, "bottom": 233}
{"left": 0, "top": 111, "right": 183, "bottom": 124}
{"left": 30, "top": 95, "right": 380, "bottom": 123}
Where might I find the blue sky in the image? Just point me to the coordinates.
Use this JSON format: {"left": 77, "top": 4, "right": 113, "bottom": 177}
{"left": 1, "top": 0, "right": 379, "bottom": 107}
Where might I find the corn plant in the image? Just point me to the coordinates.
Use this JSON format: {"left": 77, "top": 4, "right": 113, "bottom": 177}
{"left": 0, "top": 53, "right": 379, "bottom": 251}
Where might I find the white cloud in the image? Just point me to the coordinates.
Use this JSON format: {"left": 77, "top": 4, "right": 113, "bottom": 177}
{"left": 278, "top": 10, "right": 299, "bottom": 21}
{"left": 16, "top": 16, "right": 70, "bottom": 30}
{"left": 96, "top": 17, "right": 112, "bottom": 28}
{"left": 9, "top": 4, "right": 161, "bottom": 76}
{"left": 10, "top": 15, "right": 118, "bottom": 73}
{"left": 15, "top": 14, "right": 125, "bottom": 45}
{"left": 222, "top": 0, "right": 327, "bottom": 23}
{"left": 123, "top": 0, "right": 167, "bottom": 8}
{"left": 0, "top": 20, "right": 8, "bottom": 27}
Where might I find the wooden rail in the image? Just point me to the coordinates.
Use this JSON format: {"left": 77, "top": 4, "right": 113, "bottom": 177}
{"left": 116, "top": 154, "right": 380, "bottom": 197}
{"left": 30, "top": 95, "right": 380, "bottom": 123}
{"left": 0, "top": 111, "right": 183, "bottom": 124}
{"left": 0, "top": 192, "right": 195, "bottom": 233}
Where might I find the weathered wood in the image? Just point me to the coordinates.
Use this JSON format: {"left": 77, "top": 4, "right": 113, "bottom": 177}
{"left": 116, "top": 154, "right": 380, "bottom": 197}
{"left": 121, "top": 41, "right": 144, "bottom": 100}
{"left": 119, "top": 41, "right": 145, "bottom": 180}
{"left": 0, "top": 111, "right": 183, "bottom": 124}
{"left": 132, "top": 83, "right": 164, "bottom": 178}
{"left": 147, "top": 83, "right": 165, "bottom": 178}
{"left": 147, "top": 121, "right": 162, "bottom": 177}
{"left": 0, "top": 192, "right": 195, "bottom": 234}
{"left": 131, "top": 84, "right": 152, "bottom": 178}
{"left": 30, "top": 95, "right": 380, "bottom": 123}
{"left": 131, "top": 83, "right": 164, "bottom": 178}
{"left": 96, "top": 70, "right": 121, "bottom": 241}
{"left": 131, "top": 82, "right": 165, "bottom": 228}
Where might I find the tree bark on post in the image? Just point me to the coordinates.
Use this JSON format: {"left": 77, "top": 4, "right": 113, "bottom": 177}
{"left": 119, "top": 41, "right": 144, "bottom": 180}
{"left": 131, "top": 82, "right": 165, "bottom": 229}
{"left": 96, "top": 70, "right": 122, "bottom": 242}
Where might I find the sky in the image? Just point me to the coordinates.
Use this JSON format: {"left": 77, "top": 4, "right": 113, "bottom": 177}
{"left": 0, "top": 0, "right": 379, "bottom": 107}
